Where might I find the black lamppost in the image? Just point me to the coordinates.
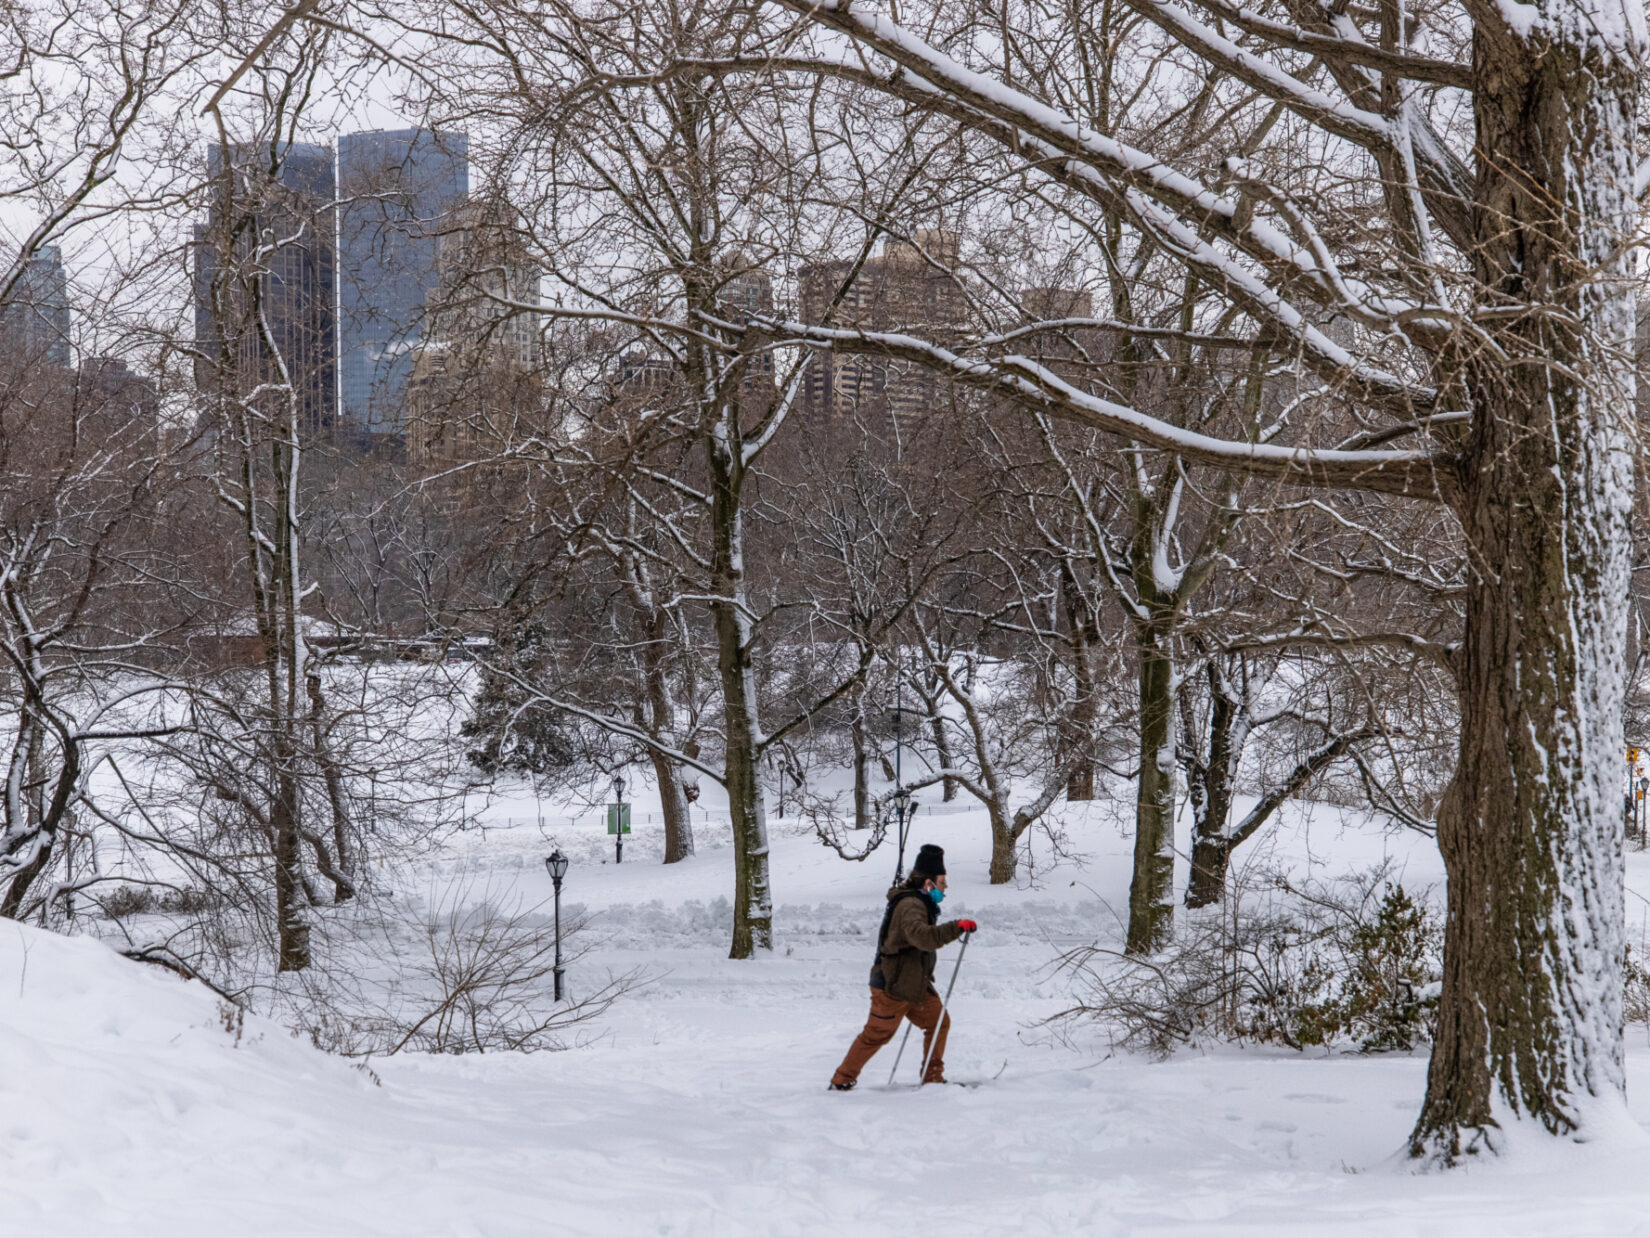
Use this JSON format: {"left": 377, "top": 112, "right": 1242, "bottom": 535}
{"left": 611, "top": 773, "right": 626, "bottom": 864}
{"left": 545, "top": 849, "right": 569, "bottom": 1001}
{"left": 891, "top": 786, "right": 919, "bottom": 882}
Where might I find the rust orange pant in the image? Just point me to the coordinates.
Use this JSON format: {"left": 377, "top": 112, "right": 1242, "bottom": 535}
{"left": 832, "top": 987, "right": 950, "bottom": 1086}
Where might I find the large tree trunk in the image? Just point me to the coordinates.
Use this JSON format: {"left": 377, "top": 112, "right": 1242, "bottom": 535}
{"left": 651, "top": 747, "right": 695, "bottom": 864}
{"left": 1184, "top": 837, "right": 1233, "bottom": 911}
{"left": 1127, "top": 624, "right": 1176, "bottom": 952}
{"left": 987, "top": 800, "right": 1017, "bottom": 883}
{"left": 0, "top": 845, "right": 49, "bottom": 919}
{"left": 1412, "top": 9, "right": 1637, "bottom": 1162}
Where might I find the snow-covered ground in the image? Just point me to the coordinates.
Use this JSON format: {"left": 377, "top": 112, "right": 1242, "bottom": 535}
{"left": 10, "top": 785, "right": 1650, "bottom": 1236}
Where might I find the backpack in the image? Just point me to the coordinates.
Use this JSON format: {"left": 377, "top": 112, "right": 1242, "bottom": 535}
{"left": 869, "top": 887, "right": 934, "bottom": 992}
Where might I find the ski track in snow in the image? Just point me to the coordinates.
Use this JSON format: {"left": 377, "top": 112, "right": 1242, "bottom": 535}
{"left": 10, "top": 789, "right": 1650, "bottom": 1236}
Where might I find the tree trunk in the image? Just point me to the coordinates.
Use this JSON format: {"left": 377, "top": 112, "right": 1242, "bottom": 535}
{"left": 2, "top": 711, "right": 83, "bottom": 920}
{"left": 651, "top": 746, "right": 695, "bottom": 864}
{"left": 707, "top": 443, "right": 772, "bottom": 959}
{"left": 1412, "top": 10, "right": 1637, "bottom": 1162}
{"left": 930, "top": 708, "right": 958, "bottom": 802}
{"left": 640, "top": 610, "right": 694, "bottom": 863}
{"left": 717, "top": 632, "right": 772, "bottom": 957}
{"left": 852, "top": 686, "right": 871, "bottom": 830}
{"left": 1127, "top": 625, "right": 1176, "bottom": 952}
{"left": 272, "top": 762, "right": 311, "bottom": 972}
{"left": 1183, "top": 668, "right": 1239, "bottom": 910}
{"left": 0, "top": 844, "right": 49, "bottom": 919}
{"left": 1184, "top": 837, "right": 1232, "bottom": 911}
{"left": 305, "top": 670, "right": 355, "bottom": 902}
{"left": 987, "top": 801, "right": 1017, "bottom": 883}
{"left": 1061, "top": 562, "right": 1099, "bottom": 801}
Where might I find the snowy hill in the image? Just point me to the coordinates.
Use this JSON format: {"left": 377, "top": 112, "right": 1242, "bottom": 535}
{"left": 10, "top": 800, "right": 1650, "bottom": 1235}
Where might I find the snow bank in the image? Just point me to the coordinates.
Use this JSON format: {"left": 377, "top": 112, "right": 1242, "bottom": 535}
{"left": 11, "top": 800, "right": 1650, "bottom": 1235}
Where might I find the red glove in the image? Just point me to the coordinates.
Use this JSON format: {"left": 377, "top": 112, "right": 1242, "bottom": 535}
{"left": 956, "top": 919, "right": 978, "bottom": 934}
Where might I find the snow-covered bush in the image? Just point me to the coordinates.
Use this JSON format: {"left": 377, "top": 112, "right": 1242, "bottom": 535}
{"left": 1054, "top": 866, "right": 1442, "bottom": 1056}
{"left": 1624, "top": 945, "right": 1650, "bottom": 1031}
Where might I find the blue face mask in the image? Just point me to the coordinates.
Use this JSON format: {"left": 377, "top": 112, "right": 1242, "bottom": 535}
{"left": 928, "top": 887, "right": 945, "bottom": 905}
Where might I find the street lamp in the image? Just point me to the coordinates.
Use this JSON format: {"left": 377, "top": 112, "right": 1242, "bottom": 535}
{"left": 544, "top": 849, "right": 569, "bottom": 1001}
{"left": 610, "top": 773, "right": 627, "bottom": 865}
{"left": 891, "top": 786, "right": 919, "bottom": 882}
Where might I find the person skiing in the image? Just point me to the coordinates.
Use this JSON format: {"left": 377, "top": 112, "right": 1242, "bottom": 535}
{"left": 829, "top": 843, "right": 977, "bottom": 1090}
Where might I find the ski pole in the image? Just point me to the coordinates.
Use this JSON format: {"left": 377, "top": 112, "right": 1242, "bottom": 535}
{"left": 886, "top": 929, "right": 973, "bottom": 1086}
{"left": 918, "top": 930, "right": 970, "bottom": 1085}
{"left": 887, "top": 1021, "right": 914, "bottom": 1086}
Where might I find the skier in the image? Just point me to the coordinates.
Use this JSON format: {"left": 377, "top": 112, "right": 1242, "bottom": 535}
{"left": 828, "top": 843, "right": 977, "bottom": 1090}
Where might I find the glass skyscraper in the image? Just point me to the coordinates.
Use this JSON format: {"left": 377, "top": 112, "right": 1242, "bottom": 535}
{"left": 337, "top": 128, "right": 469, "bottom": 435}
{"left": 194, "top": 141, "right": 338, "bottom": 433}
{"left": 1, "top": 245, "right": 71, "bottom": 367}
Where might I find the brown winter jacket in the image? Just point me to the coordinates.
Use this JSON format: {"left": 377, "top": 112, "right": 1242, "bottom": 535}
{"left": 870, "top": 885, "right": 965, "bottom": 1005}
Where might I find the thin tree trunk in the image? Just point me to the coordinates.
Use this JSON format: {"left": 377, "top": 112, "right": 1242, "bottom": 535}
{"left": 640, "top": 610, "right": 694, "bottom": 863}
{"left": 1412, "top": 10, "right": 1636, "bottom": 1161}
{"left": 1184, "top": 669, "right": 1238, "bottom": 910}
{"left": 305, "top": 671, "right": 355, "bottom": 902}
{"left": 272, "top": 761, "right": 310, "bottom": 972}
{"left": 929, "top": 708, "right": 957, "bottom": 802}
{"left": 1127, "top": 625, "right": 1176, "bottom": 953}
{"left": 852, "top": 683, "right": 871, "bottom": 830}
{"left": 707, "top": 441, "right": 772, "bottom": 958}
{"left": 917, "top": 666, "right": 959, "bottom": 802}
{"left": 1061, "top": 562, "right": 1098, "bottom": 801}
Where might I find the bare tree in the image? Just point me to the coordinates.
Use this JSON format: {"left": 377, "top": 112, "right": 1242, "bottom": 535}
{"left": 765, "top": 0, "right": 1644, "bottom": 1161}
{"left": 0, "top": 352, "right": 181, "bottom": 919}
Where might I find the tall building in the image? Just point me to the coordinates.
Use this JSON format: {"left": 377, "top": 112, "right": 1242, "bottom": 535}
{"left": 721, "top": 263, "right": 776, "bottom": 392}
{"left": 1, "top": 245, "right": 71, "bottom": 368}
{"left": 406, "top": 201, "right": 541, "bottom": 465}
{"left": 194, "top": 141, "right": 337, "bottom": 433}
{"left": 337, "top": 129, "right": 469, "bottom": 436}
{"left": 798, "top": 229, "right": 967, "bottom": 437}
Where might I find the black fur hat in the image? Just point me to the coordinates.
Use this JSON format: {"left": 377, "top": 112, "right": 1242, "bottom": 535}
{"left": 911, "top": 843, "right": 947, "bottom": 880}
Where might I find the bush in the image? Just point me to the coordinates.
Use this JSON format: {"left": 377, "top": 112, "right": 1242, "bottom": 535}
{"left": 460, "top": 622, "right": 578, "bottom": 775}
{"left": 1625, "top": 943, "right": 1650, "bottom": 1029}
{"left": 1319, "top": 882, "right": 1439, "bottom": 1051}
{"left": 286, "top": 881, "right": 644, "bottom": 1056}
{"left": 100, "top": 883, "right": 218, "bottom": 919}
{"left": 1055, "top": 864, "right": 1442, "bottom": 1056}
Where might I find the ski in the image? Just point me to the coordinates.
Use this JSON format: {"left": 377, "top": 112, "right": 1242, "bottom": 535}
{"left": 872, "top": 1059, "right": 1008, "bottom": 1092}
